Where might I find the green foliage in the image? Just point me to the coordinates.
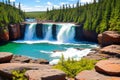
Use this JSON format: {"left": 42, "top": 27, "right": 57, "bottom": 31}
{"left": 0, "top": 2, "right": 25, "bottom": 27}
{"left": 45, "top": 0, "right": 120, "bottom": 33}
{"left": 12, "top": 69, "right": 28, "bottom": 80}
{"left": 54, "top": 55, "right": 97, "bottom": 78}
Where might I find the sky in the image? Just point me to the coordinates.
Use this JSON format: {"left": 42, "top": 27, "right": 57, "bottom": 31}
{"left": 8, "top": 0, "right": 93, "bottom": 12}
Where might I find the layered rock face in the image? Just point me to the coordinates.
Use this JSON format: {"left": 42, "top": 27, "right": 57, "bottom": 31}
{"left": 8, "top": 24, "right": 21, "bottom": 40}
{"left": 98, "top": 31, "right": 120, "bottom": 47}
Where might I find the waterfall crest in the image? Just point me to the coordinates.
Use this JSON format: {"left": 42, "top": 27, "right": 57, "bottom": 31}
{"left": 24, "top": 23, "right": 75, "bottom": 43}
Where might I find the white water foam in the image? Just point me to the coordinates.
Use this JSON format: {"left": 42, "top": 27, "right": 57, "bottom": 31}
{"left": 49, "top": 48, "right": 91, "bottom": 65}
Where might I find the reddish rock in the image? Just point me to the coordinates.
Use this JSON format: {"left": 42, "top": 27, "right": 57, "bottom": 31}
{"left": 98, "top": 31, "right": 120, "bottom": 47}
{"left": 29, "top": 59, "right": 49, "bottom": 64}
{"left": 75, "top": 70, "right": 120, "bottom": 80}
{"left": 95, "top": 60, "right": 120, "bottom": 76}
{"left": 0, "top": 27, "right": 9, "bottom": 41}
{"left": 25, "top": 69, "right": 66, "bottom": 80}
{"left": 10, "top": 55, "right": 31, "bottom": 63}
{"left": 8, "top": 24, "right": 21, "bottom": 40}
{"left": 0, "top": 52, "right": 13, "bottom": 63}
{"left": 0, "top": 63, "right": 51, "bottom": 79}
{"left": 100, "top": 45, "right": 120, "bottom": 56}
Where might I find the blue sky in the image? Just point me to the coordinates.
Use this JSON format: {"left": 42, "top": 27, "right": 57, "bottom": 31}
{"left": 9, "top": 0, "right": 93, "bottom": 12}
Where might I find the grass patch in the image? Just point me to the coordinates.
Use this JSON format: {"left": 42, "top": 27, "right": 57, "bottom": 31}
{"left": 53, "top": 55, "right": 97, "bottom": 78}
{"left": 12, "top": 69, "right": 28, "bottom": 80}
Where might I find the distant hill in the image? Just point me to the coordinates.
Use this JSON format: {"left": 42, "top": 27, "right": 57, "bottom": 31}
{"left": 25, "top": 11, "right": 46, "bottom": 20}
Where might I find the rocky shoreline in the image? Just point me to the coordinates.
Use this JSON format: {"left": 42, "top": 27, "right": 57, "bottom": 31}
{"left": 0, "top": 31, "right": 120, "bottom": 80}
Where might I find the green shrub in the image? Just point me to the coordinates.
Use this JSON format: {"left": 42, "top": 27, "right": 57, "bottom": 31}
{"left": 54, "top": 55, "right": 97, "bottom": 78}
{"left": 12, "top": 69, "right": 28, "bottom": 80}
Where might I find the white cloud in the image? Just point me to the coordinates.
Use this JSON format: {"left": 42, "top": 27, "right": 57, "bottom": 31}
{"left": 36, "top": 0, "right": 40, "bottom": 3}
{"left": 80, "top": 0, "right": 93, "bottom": 3}
{"left": 10, "top": 0, "right": 15, "bottom": 2}
{"left": 47, "top": 2, "right": 52, "bottom": 6}
{"left": 60, "top": 2, "right": 69, "bottom": 6}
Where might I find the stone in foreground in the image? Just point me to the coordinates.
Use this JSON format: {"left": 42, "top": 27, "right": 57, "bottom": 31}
{"left": 98, "top": 31, "right": 120, "bottom": 47}
{"left": 75, "top": 70, "right": 120, "bottom": 80}
{"left": 100, "top": 45, "right": 120, "bottom": 56}
{"left": 95, "top": 60, "right": 120, "bottom": 76}
{"left": 0, "top": 52, "right": 13, "bottom": 63}
{"left": 25, "top": 69, "right": 66, "bottom": 80}
{"left": 0, "top": 63, "right": 66, "bottom": 80}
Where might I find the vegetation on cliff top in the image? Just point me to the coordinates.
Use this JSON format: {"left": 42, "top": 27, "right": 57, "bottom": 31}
{"left": 46, "top": 0, "right": 120, "bottom": 33}
{"left": 0, "top": 1, "right": 25, "bottom": 27}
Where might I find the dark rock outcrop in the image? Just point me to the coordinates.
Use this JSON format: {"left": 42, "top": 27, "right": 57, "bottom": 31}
{"left": 29, "top": 59, "right": 49, "bottom": 64}
{"left": 8, "top": 24, "right": 21, "bottom": 40}
{"left": 75, "top": 24, "right": 84, "bottom": 41}
{"left": 0, "top": 52, "right": 13, "bottom": 63}
{"left": 95, "top": 60, "right": 120, "bottom": 76}
{"left": 20, "top": 23, "right": 26, "bottom": 39}
{"left": 98, "top": 31, "right": 120, "bottom": 47}
{"left": 83, "top": 30, "right": 98, "bottom": 42}
{"left": 36, "top": 23, "right": 43, "bottom": 39}
{"left": 52, "top": 24, "right": 57, "bottom": 40}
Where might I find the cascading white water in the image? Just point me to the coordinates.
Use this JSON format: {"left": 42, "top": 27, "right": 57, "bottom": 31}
{"left": 43, "top": 24, "right": 53, "bottom": 40}
{"left": 24, "top": 23, "right": 37, "bottom": 40}
{"left": 57, "top": 24, "right": 75, "bottom": 43}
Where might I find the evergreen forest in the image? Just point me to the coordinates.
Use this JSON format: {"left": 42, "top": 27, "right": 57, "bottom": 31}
{"left": 0, "top": 1, "right": 25, "bottom": 27}
{"left": 46, "top": 0, "right": 120, "bottom": 33}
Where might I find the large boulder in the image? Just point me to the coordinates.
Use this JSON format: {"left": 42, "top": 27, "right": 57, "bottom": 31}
{"left": 25, "top": 69, "right": 66, "bottom": 80}
{"left": 0, "top": 52, "right": 13, "bottom": 63}
{"left": 98, "top": 31, "right": 120, "bottom": 47}
{"left": 75, "top": 70, "right": 120, "bottom": 80}
{"left": 100, "top": 45, "right": 120, "bottom": 56}
{"left": 95, "top": 60, "right": 120, "bottom": 76}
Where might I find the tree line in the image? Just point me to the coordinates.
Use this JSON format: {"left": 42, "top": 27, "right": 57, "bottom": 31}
{"left": 46, "top": 0, "right": 120, "bottom": 33}
{"left": 0, "top": 0, "right": 25, "bottom": 27}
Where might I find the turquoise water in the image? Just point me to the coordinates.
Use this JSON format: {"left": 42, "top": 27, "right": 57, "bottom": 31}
{"left": 0, "top": 41, "right": 97, "bottom": 61}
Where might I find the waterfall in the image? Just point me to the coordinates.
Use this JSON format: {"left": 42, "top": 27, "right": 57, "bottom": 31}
{"left": 24, "top": 23, "right": 37, "bottom": 40}
{"left": 23, "top": 22, "right": 75, "bottom": 43}
{"left": 43, "top": 24, "right": 53, "bottom": 40}
{"left": 57, "top": 24, "right": 75, "bottom": 43}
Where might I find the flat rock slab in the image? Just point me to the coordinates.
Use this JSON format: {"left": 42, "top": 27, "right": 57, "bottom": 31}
{"left": 25, "top": 69, "right": 66, "bottom": 80}
{"left": 0, "top": 63, "right": 51, "bottom": 79}
{"left": 0, "top": 52, "right": 13, "bottom": 63}
{"left": 95, "top": 60, "right": 120, "bottom": 76}
{"left": 100, "top": 45, "right": 120, "bottom": 56}
{"left": 0, "top": 63, "right": 66, "bottom": 80}
{"left": 75, "top": 70, "right": 120, "bottom": 80}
